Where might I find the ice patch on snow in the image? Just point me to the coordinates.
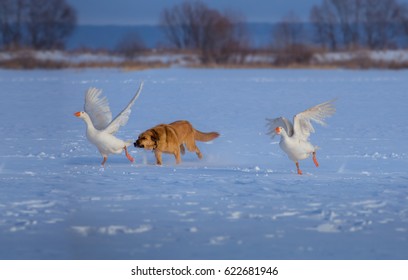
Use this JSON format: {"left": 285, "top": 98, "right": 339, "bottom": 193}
{"left": 71, "top": 224, "right": 152, "bottom": 236}
{"left": 228, "top": 211, "right": 242, "bottom": 220}
{"left": 9, "top": 219, "right": 38, "bottom": 232}
{"left": 349, "top": 220, "right": 372, "bottom": 232}
{"left": 315, "top": 223, "right": 341, "bottom": 233}
{"left": 351, "top": 200, "right": 387, "bottom": 209}
{"left": 272, "top": 211, "right": 299, "bottom": 220}
{"left": 210, "top": 236, "right": 229, "bottom": 245}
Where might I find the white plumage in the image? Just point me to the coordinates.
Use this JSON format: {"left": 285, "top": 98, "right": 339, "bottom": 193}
{"left": 74, "top": 82, "right": 144, "bottom": 166}
{"left": 266, "top": 99, "right": 336, "bottom": 174}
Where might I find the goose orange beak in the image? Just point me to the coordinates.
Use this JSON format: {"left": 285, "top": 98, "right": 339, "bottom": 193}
{"left": 74, "top": 112, "right": 81, "bottom": 117}
{"left": 275, "top": 127, "right": 281, "bottom": 134}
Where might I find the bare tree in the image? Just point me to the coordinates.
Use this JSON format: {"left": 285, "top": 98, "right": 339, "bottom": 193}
{"left": 0, "top": 0, "right": 26, "bottom": 49}
{"left": 160, "top": 0, "right": 250, "bottom": 64}
{"left": 161, "top": 1, "right": 199, "bottom": 49}
{"left": 310, "top": 1, "right": 339, "bottom": 50}
{"left": 116, "top": 32, "right": 146, "bottom": 59}
{"left": 402, "top": 4, "right": 408, "bottom": 46}
{"left": 330, "top": 0, "right": 363, "bottom": 49}
{"left": 310, "top": 0, "right": 362, "bottom": 50}
{"left": 272, "top": 12, "right": 305, "bottom": 49}
{"left": 272, "top": 12, "right": 313, "bottom": 65}
{"left": 362, "top": 0, "right": 407, "bottom": 49}
{"left": 310, "top": 0, "right": 408, "bottom": 50}
{"left": 199, "top": 8, "right": 249, "bottom": 63}
{"left": 26, "top": 0, "right": 77, "bottom": 49}
{"left": 0, "top": 0, "right": 76, "bottom": 50}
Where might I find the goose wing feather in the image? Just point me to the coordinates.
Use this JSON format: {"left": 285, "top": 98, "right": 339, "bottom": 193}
{"left": 103, "top": 81, "right": 144, "bottom": 135}
{"left": 84, "top": 87, "right": 113, "bottom": 130}
{"left": 293, "top": 99, "right": 336, "bottom": 141}
{"left": 266, "top": 117, "right": 294, "bottom": 138}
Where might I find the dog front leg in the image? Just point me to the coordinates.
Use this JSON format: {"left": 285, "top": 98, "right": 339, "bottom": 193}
{"left": 154, "top": 150, "right": 162, "bottom": 165}
{"left": 174, "top": 149, "right": 181, "bottom": 164}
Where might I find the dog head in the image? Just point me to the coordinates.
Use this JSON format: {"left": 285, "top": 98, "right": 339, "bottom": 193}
{"left": 134, "top": 129, "right": 160, "bottom": 150}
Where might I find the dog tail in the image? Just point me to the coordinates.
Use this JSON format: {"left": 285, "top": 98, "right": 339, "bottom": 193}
{"left": 194, "top": 130, "right": 220, "bottom": 142}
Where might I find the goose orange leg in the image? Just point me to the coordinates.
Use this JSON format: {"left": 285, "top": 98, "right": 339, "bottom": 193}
{"left": 296, "top": 162, "right": 303, "bottom": 175}
{"left": 313, "top": 151, "right": 319, "bottom": 167}
{"left": 124, "top": 146, "right": 134, "bottom": 163}
{"left": 101, "top": 156, "right": 107, "bottom": 166}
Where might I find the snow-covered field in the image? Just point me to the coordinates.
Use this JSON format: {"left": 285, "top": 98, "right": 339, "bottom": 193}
{"left": 315, "top": 49, "right": 408, "bottom": 64}
{"left": 0, "top": 68, "right": 407, "bottom": 260}
{"left": 2, "top": 49, "right": 408, "bottom": 67}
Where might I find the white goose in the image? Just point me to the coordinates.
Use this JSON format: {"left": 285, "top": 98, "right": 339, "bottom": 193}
{"left": 74, "top": 82, "right": 143, "bottom": 166}
{"left": 266, "top": 99, "right": 336, "bottom": 175}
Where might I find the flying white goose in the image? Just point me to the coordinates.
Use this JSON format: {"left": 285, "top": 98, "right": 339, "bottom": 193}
{"left": 74, "top": 82, "right": 143, "bottom": 166}
{"left": 266, "top": 99, "right": 336, "bottom": 175}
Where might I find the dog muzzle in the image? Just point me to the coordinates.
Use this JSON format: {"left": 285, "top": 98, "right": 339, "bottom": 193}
{"left": 134, "top": 140, "right": 143, "bottom": 148}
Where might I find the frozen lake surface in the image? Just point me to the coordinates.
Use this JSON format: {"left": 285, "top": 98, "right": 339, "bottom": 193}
{"left": 0, "top": 68, "right": 407, "bottom": 259}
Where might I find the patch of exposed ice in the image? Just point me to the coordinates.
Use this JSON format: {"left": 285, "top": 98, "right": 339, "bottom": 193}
{"left": 315, "top": 223, "right": 341, "bottom": 233}
{"left": 209, "top": 235, "right": 229, "bottom": 245}
{"left": 71, "top": 224, "right": 152, "bottom": 236}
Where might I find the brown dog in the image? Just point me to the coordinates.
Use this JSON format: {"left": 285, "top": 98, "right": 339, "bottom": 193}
{"left": 134, "top": 120, "right": 219, "bottom": 165}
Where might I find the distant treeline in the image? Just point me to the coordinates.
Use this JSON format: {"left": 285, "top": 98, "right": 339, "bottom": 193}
{"left": 309, "top": 0, "right": 408, "bottom": 50}
{"left": 119, "top": 0, "right": 408, "bottom": 65}
{"left": 0, "top": 0, "right": 76, "bottom": 50}
{"left": 1, "top": 0, "right": 408, "bottom": 66}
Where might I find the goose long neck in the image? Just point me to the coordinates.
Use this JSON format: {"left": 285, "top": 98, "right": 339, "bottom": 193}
{"left": 280, "top": 128, "right": 289, "bottom": 138}
{"left": 82, "top": 114, "right": 96, "bottom": 132}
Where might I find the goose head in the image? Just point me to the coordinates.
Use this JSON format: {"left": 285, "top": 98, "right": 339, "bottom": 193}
{"left": 74, "top": 111, "right": 93, "bottom": 127}
{"left": 74, "top": 111, "right": 87, "bottom": 119}
{"left": 275, "top": 126, "right": 288, "bottom": 137}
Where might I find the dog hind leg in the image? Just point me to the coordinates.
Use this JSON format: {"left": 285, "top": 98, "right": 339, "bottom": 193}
{"left": 185, "top": 137, "right": 202, "bottom": 159}
{"left": 180, "top": 144, "right": 186, "bottom": 155}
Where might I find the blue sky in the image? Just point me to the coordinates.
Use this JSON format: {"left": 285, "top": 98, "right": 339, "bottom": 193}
{"left": 66, "top": 0, "right": 325, "bottom": 25}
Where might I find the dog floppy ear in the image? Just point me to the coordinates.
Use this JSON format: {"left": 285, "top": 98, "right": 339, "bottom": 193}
{"left": 150, "top": 129, "right": 160, "bottom": 142}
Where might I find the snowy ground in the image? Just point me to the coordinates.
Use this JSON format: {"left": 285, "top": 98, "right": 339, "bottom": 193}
{"left": 315, "top": 49, "right": 408, "bottom": 64}
{"left": 0, "top": 68, "right": 407, "bottom": 260}
{"left": 2, "top": 49, "right": 408, "bottom": 67}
